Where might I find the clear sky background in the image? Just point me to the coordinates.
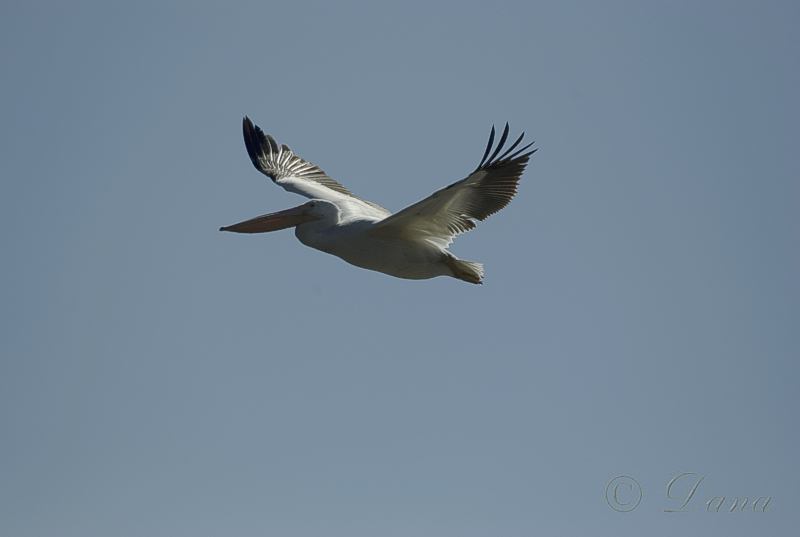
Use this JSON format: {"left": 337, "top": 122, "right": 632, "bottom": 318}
{"left": 1, "top": 1, "right": 798, "bottom": 535}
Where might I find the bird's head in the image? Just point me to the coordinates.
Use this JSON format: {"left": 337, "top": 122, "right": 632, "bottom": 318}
{"left": 300, "top": 199, "right": 340, "bottom": 224}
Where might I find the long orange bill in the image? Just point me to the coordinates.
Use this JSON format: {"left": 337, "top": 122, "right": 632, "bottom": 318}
{"left": 220, "top": 204, "right": 314, "bottom": 234}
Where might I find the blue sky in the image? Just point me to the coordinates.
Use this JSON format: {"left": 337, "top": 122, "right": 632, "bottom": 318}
{"left": 1, "top": 1, "right": 798, "bottom": 535}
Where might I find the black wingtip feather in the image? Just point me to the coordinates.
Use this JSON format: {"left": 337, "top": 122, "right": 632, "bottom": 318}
{"left": 478, "top": 125, "right": 496, "bottom": 169}
{"left": 242, "top": 115, "right": 281, "bottom": 179}
{"left": 496, "top": 131, "right": 525, "bottom": 161}
{"left": 487, "top": 123, "right": 510, "bottom": 165}
{"left": 505, "top": 142, "right": 535, "bottom": 161}
{"left": 242, "top": 116, "right": 261, "bottom": 169}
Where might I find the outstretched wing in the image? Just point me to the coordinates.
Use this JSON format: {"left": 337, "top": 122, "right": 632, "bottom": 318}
{"left": 371, "top": 123, "right": 536, "bottom": 248}
{"left": 242, "top": 117, "right": 387, "bottom": 213}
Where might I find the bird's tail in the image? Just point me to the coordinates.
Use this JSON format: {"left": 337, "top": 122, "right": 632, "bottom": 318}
{"left": 445, "top": 256, "right": 484, "bottom": 285}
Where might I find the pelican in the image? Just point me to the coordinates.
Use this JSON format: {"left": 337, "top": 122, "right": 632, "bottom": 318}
{"left": 221, "top": 117, "right": 537, "bottom": 284}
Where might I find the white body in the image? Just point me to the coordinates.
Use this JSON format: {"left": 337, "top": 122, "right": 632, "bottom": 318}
{"left": 295, "top": 213, "right": 453, "bottom": 280}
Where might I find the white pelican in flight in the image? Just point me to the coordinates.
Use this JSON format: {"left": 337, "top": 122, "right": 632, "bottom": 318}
{"left": 221, "top": 117, "right": 537, "bottom": 284}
